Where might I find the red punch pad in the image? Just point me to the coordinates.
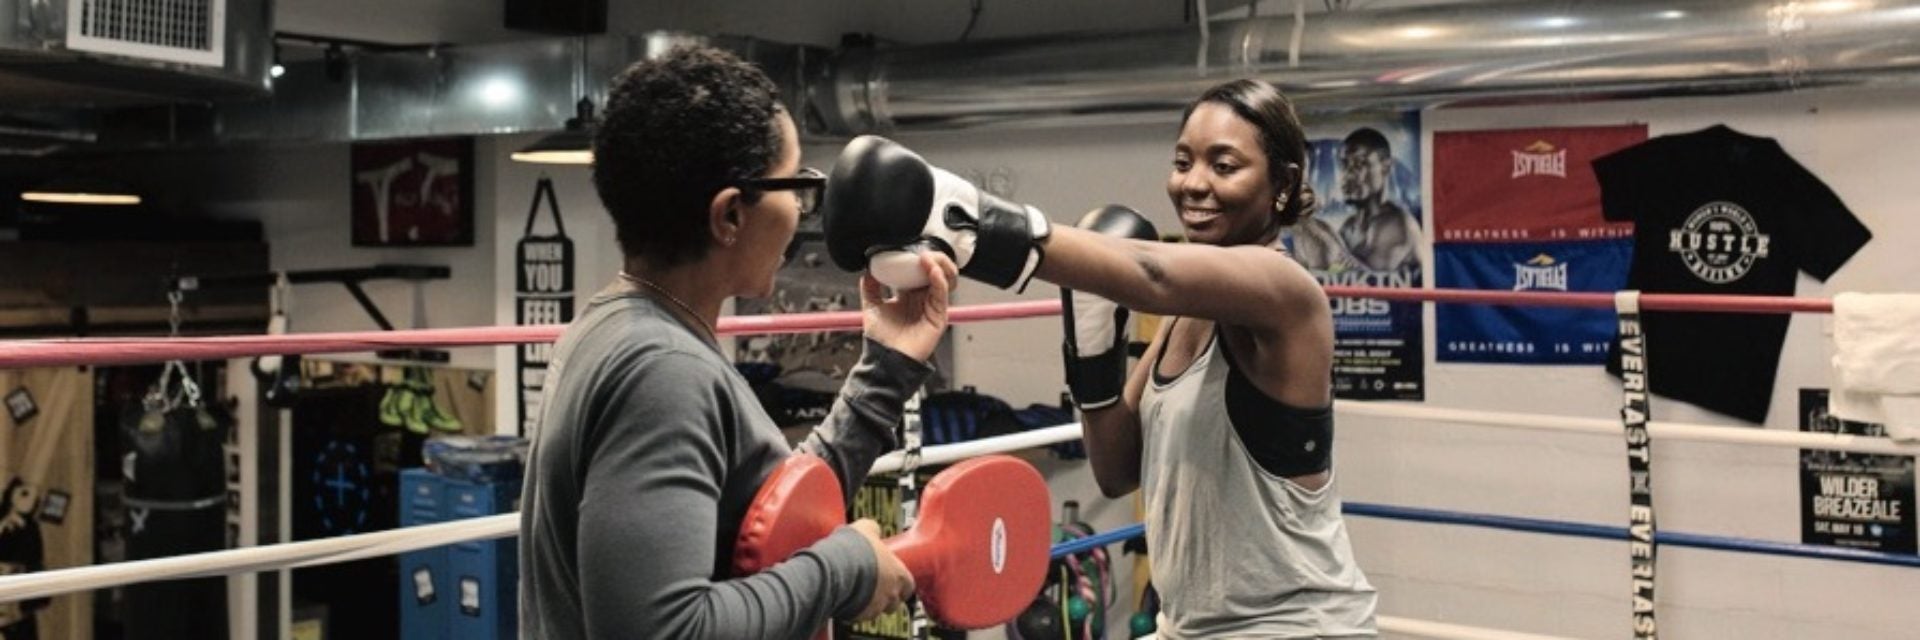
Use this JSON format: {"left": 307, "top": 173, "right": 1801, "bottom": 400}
{"left": 734, "top": 455, "right": 846, "bottom": 576}
{"left": 888, "top": 455, "right": 1050, "bottom": 629}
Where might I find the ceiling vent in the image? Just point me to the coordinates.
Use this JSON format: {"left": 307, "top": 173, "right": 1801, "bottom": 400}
{"left": 66, "top": 0, "right": 227, "bottom": 67}
{"left": 0, "top": 0, "right": 267, "bottom": 112}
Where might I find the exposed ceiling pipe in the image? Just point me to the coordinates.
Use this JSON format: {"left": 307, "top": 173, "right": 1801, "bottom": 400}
{"left": 815, "top": 0, "right": 1920, "bottom": 135}
{"left": 37, "top": 1, "right": 1920, "bottom": 152}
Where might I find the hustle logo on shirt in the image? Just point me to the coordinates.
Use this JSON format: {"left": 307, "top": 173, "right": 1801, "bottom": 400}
{"left": 1511, "top": 141, "right": 1568, "bottom": 179}
{"left": 1513, "top": 253, "right": 1570, "bottom": 291}
{"left": 1670, "top": 201, "right": 1772, "bottom": 284}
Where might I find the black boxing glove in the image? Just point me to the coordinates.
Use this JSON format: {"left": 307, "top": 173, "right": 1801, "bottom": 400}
{"left": 820, "top": 135, "right": 1050, "bottom": 291}
{"left": 1061, "top": 205, "right": 1157, "bottom": 410}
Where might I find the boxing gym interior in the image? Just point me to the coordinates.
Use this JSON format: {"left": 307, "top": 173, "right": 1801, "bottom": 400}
{"left": 2, "top": 0, "right": 1918, "bottom": 638}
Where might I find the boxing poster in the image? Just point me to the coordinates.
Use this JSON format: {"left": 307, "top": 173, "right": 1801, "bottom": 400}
{"left": 1292, "top": 111, "right": 1424, "bottom": 400}
{"left": 1798, "top": 389, "right": 1915, "bottom": 553}
{"left": 515, "top": 178, "right": 574, "bottom": 438}
{"left": 1432, "top": 125, "right": 1644, "bottom": 364}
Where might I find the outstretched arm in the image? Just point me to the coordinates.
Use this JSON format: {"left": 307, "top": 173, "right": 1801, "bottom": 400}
{"left": 1037, "top": 226, "right": 1329, "bottom": 332}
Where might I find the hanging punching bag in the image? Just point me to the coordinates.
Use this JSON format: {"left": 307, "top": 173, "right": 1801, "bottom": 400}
{"left": 121, "top": 396, "right": 230, "bottom": 639}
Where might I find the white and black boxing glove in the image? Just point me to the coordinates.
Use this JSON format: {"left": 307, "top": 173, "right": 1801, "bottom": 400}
{"left": 820, "top": 135, "right": 1051, "bottom": 291}
{"left": 1062, "top": 205, "right": 1158, "bottom": 410}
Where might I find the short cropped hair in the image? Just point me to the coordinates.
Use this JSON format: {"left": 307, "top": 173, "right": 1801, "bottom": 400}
{"left": 592, "top": 45, "right": 783, "bottom": 267}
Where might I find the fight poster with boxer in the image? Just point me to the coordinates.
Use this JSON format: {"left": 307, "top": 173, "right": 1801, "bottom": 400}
{"left": 1294, "top": 112, "right": 1424, "bottom": 400}
{"left": 1432, "top": 125, "right": 1644, "bottom": 364}
{"left": 1798, "top": 389, "right": 1916, "bottom": 553}
{"left": 515, "top": 178, "right": 574, "bottom": 437}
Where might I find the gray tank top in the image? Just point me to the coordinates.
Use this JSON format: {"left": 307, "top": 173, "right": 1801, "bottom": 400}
{"left": 1139, "top": 328, "right": 1377, "bottom": 638}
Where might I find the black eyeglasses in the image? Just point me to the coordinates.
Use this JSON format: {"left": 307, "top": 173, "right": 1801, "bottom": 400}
{"left": 734, "top": 167, "right": 826, "bottom": 215}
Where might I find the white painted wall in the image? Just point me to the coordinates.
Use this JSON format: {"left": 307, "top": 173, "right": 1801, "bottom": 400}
{"left": 150, "top": 79, "right": 1920, "bottom": 638}
{"left": 867, "top": 87, "right": 1920, "bottom": 639}
{"left": 477, "top": 82, "right": 1920, "bottom": 638}
{"left": 140, "top": 142, "right": 501, "bottom": 370}
{"left": 1344, "top": 86, "right": 1920, "bottom": 640}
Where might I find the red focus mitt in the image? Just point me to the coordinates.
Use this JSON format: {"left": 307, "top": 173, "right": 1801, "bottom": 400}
{"left": 734, "top": 454, "right": 1052, "bottom": 630}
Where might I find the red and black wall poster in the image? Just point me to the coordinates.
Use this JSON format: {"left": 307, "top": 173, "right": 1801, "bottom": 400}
{"left": 1799, "top": 388, "right": 1915, "bottom": 553}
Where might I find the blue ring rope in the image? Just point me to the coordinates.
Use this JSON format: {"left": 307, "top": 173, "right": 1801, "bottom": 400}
{"left": 1047, "top": 504, "right": 1920, "bottom": 569}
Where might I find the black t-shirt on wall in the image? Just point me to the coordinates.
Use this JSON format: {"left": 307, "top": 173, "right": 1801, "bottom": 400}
{"left": 1592, "top": 124, "right": 1872, "bottom": 423}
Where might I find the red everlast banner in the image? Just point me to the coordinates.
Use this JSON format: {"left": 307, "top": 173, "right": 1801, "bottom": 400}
{"left": 1432, "top": 125, "right": 1646, "bottom": 364}
{"left": 1433, "top": 125, "right": 1643, "bottom": 242}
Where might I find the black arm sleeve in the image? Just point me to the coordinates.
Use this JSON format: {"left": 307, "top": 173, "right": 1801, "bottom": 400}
{"left": 796, "top": 338, "right": 935, "bottom": 506}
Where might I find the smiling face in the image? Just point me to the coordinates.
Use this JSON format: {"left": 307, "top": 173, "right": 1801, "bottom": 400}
{"left": 1167, "top": 102, "right": 1283, "bottom": 246}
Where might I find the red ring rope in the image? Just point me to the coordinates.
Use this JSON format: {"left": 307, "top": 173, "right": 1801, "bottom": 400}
{"left": 1323, "top": 287, "right": 1832, "bottom": 315}
{"left": 0, "top": 300, "right": 1062, "bottom": 369}
{"left": 0, "top": 288, "right": 1834, "bottom": 370}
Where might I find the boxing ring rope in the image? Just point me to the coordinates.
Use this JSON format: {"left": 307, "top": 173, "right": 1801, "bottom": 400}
{"left": 39, "top": 412, "right": 1901, "bottom": 609}
{"left": 1336, "top": 401, "right": 1920, "bottom": 457}
{"left": 0, "top": 286, "right": 1888, "bottom": 639}
{"left": 0, "top": 300, "right": 1064, "bottom": 368}
{"left": 0, "top": 287, "right": 1835, "bottom": 369}
{"left": 1321, "top": 286, "right": 1835, "bottom": 315}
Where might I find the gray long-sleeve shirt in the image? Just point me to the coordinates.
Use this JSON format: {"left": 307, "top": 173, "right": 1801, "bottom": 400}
{"left": 519, "top": 281, "right": 931, "bottom": 640}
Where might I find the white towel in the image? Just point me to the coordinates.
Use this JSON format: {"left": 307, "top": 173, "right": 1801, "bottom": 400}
{"left": 1830, "top": 292, "right": 1920, "bottom": 441}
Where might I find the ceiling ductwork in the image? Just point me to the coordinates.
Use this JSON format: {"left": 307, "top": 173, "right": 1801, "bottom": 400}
{"left": 0, "top": 0, "right": 272, "bottom": 108}
{"left": 816, "top": 0, "right": 1920, "bottom": 134}
{"left": 68, "top": 31, "right": 825, "bottom": 150}
{"left": 21, "top": 0, "right": 1920, "bottom": 151}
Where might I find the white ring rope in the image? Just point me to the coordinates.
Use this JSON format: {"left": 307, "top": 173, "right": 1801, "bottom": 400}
{"left": 1378, "top": 615, "right": 1582, "bottom": 640}
{"left": 0, "top": 426, "right": 1087, "bottom": 604}
{"left": 0, "top": 516, "right": 516, "bottom": 603}
{"left": 2, "top": 397, "right": 1902, "bottom": 638}
{"left": 1336, "top": 401, "right": 1920, "bottom": 457}
{"left": 7, "top": 397, "right": 1915, "bottom": 602}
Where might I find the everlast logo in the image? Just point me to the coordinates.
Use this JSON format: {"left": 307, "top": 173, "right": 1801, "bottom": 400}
{"left": 1512, "top": 140, "right": 1568, "bottom": 178}
{"left": 1513, "top": 253, "right": 1569, "bottom": 291}
{"left": 1669, "top": 201, "right": 1771, "bottom": 284}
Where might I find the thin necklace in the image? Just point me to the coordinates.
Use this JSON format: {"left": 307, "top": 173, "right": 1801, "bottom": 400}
{"left": 617, "top": 271, "right": 717, "bottom": 341}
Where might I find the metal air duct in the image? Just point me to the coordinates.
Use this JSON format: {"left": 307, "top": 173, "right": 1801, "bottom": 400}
{"left": 816, "top": 0, "right": 1920, "bottom": 134}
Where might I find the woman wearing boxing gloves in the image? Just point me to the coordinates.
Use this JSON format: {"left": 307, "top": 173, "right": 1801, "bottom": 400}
{"left": 821, "top": 79, "right": 1376, "bottom": 638}
{"left": 519, "top": 45, "right": 949, "bottom": 640}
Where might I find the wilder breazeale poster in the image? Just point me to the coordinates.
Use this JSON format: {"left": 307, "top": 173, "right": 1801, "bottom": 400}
{"left": 1290, "top": 111, "right": 1424, "bottom": 400}
{"left": 1800, "top": 388, "right": 1915, "bottom": 553}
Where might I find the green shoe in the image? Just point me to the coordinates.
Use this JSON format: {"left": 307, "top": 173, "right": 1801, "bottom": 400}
{"left": 401, "top": 390, "right": 429, "bottom": 435}
{"left": 421, "top": 397, "right": 464, "bottom": 433}
{"left": 377, "top": 387, "right": 405, "bottom": 428}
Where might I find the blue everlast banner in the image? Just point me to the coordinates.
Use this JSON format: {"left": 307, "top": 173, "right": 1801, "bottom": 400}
{"left": 1291, "top": 111, "right": 1425, "bottom": 400}
{"left": 1431, "top": 125, "right": 1646, "bottom": 365}
{"left": 1434, "top": 241, "right": 1630, "bottom": 363}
